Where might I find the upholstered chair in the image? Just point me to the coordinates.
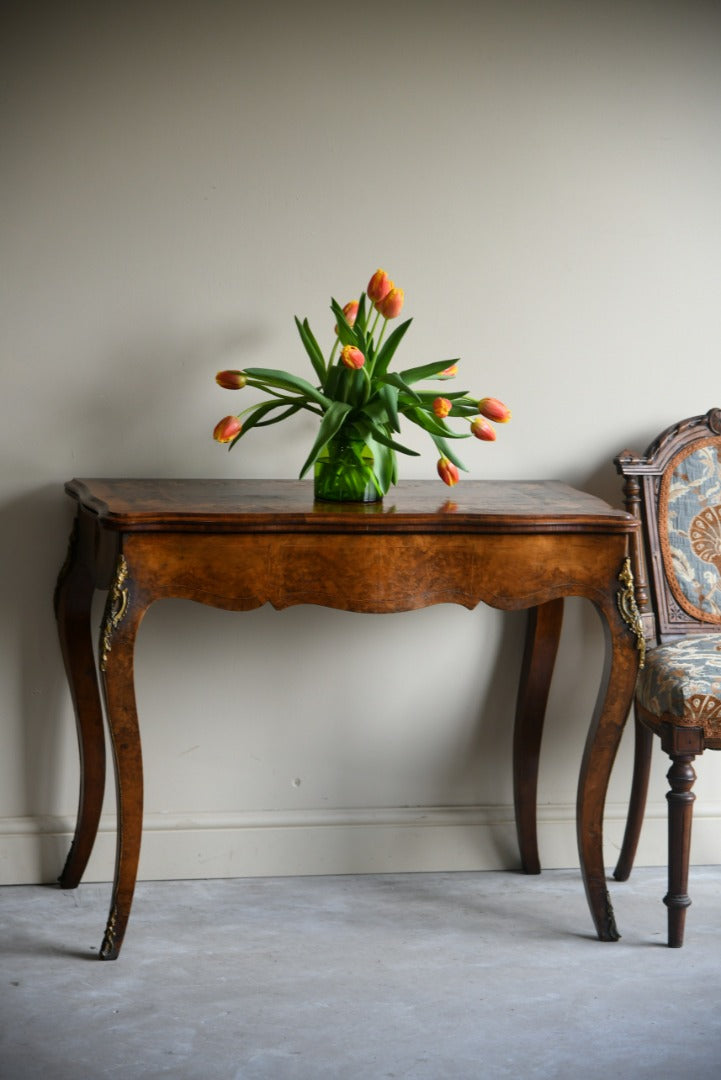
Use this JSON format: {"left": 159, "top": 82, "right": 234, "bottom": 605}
{"left": 613, "top": 408, "right": 721, "bottom": 946}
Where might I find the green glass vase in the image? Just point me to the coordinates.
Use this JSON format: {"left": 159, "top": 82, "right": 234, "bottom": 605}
{"left": 313, "top": 432, "right": 383, "bottom": 503}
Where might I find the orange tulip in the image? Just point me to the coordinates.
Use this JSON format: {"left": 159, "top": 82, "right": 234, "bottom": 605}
{"left": 478, "top": 397, "right": 511, "bottom": 423}
{"left": 335, "top": 300, "right": 359, "bottom": 334}
{"left": 471, "top": 417, "right": 496, "bottom": 441}
{"left": 439, "top": 364, "right": 458, "bottom": 379}
{"left": 432, "top": 397, "right": 452, "bottom": 419}
{"left": 437, "top": 457, "right": 459, "bottom": 486}
{"left": 376, "top": 286, "right": 404, "bottom": 319}
{"left": 215, "top": 370, "right": 247, "bottom": 390}
{"left": 367, "top": 269, "right": 392, "bottom": 303}
{"left": 213, "top": 415, "right": 242, "bottom": 443}
{"left": 341, "top": 344, "right": 365, "bottom": 370}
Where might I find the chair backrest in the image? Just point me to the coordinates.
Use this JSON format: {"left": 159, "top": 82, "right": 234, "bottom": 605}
{"left": 616, "top": 408, "right": 721, "bottom": 646}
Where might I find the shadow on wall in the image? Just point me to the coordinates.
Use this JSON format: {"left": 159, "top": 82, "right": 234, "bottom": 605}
{"left": 0, "top": 484, "right": 78, "bottom": 829}
{"left": 567, "top": 415, "right": 706, "bottom": 511}
{"left": 575, "top": 456, "right": 624, "bottom": 509}
{"left": 436, "top": 608, "right": 526, "bottom": 867}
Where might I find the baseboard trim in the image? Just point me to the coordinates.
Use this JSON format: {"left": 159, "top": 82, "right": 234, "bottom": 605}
{"left": 2, "top": 802, "right": 720, "bottom": 885}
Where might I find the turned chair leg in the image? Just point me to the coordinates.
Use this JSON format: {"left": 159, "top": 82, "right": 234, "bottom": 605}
{"left": 614, "top": 707, "right": 653, "bottom": 882}
{"left": 663, "top": 753, "right": 697, "bottom": 948}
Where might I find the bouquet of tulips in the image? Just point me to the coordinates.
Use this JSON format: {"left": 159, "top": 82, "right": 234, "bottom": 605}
{"left": 213, "top": 269, "right": 510, "bottom": 495}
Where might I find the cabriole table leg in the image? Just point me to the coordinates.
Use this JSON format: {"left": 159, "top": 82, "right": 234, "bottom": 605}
{"left": 97, "top": 555, "right": 147, "bottom": 961}
{"left": 577, "top": 600, "right": 640, "bottom": 940}
{"left": 513, "top": 598, "right": 564, "bottom": 875}
{"left": 54, "top": 517, "right": 106, "bottom": 889}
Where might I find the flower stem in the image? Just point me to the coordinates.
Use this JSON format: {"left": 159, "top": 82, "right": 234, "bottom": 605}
{"left": 375, "top": 317, "right": 389, "bottom": 353}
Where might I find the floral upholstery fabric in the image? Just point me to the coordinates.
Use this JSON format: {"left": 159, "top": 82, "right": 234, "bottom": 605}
{"left": 660, "top": 440, "right": 721, "bottom": 621}
{"left": 637, "top": 634, "right": 721, "bottom": 736}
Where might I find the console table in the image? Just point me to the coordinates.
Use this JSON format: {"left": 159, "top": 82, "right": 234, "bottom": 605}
{"left": 54, "top": 478, "right": 643, "bottom": 959}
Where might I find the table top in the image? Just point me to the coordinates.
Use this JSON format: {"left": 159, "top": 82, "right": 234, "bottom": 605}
{"left": 66, "top": 478, "right": 635, "bottom": 536}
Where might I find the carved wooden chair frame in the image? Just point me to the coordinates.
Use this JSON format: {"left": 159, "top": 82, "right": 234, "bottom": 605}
{"left": 613, "top": 407, "right": 721, "bottom": 945}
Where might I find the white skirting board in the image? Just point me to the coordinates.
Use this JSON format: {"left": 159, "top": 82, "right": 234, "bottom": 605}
{"left": 3, "top": 802, "right": 721, "bottom": 885}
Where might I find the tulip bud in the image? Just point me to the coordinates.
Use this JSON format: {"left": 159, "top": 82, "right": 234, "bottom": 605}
{"left": 478, "top": 397, "right": 511, "bottom": 423}
{"left": 342, "top": 299, "right": 359, "bottom": 325}
{"left": 213, "top": 415, "right": 242, "bottom": 443}
{"left": 437, "top": 457, "right": 459, "bottom": 487}
{"left": 335, "top": 300, "right": 359, "bottom": 334}
{"left": 471, "top": 417, "right": 496, "bottom": 441}
{"left": 341, "top": 344, "right": 365, "bottom": 370}
{"left": 375, "top": 286, "right": 404, "bottom": 319}
{"left": 432, "top": 397, "right": 452, "bottom": 419}
{"left": 367, "top": 269, "right": 392, "bottom": 303}
{"left": 215, "top": 370, "right": 247, "bottom": 390}
{"left": 439, "top": 364, "right": 458, "bottom": 379}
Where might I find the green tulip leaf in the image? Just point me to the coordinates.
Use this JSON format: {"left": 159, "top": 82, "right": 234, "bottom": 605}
{"left": 294, "top": 317, "right": 326, "bottom": 384}
{"left": 404, "top": 392, "right": 479, "bottom": 418}
{"left": 373, "top": 318, "right": 412, "bottom": 376}
{"left": 323, "top": 363, "right": 341, "bottom": 400}
{"left": 253, "top": 403, "right": 304, "bottom": 427}
{"left": 447, "top": 401, "right": 480, "bottom": 417}
{"left": 405, "top": 406, "right": 470, "bottom": 439}
{"left": 244, "top": 367, "right": 331, "bottom": 408}
{"left": 227, "top": 399, "right": 298, "bottom": 448}
{"left": 355, "top": 292, "right": 368, "bottom": 336}
{"left": 366, "top": 435, "right": 396, "bottom": 494}
{"left": 352, "top": 368, "right": 370, "bottom": 407}
{"left": 365, "top": 420, "right": 420, "bottom": 456}
{"left": 377, "top": 383, "right": 400, "bottom": 432}
{"left": 378, "top": 372, "right": 421, "bottom": 402}
{"left": 359, "top": 397, "right": 391, "bottom": 428}
{"left": 298, "top": 399, "right": 353, "bottom": 478}
{"left": 398, "top": 359, "right": 460, "bottom": 384}
{"left": 410, "top": 390, "right": 475, "bottom": 405}
{"left": 430, "top": 434, "right": 469, "bottom": 472}
{"left": 334, "top": 364, "right": 355, "bottom": 404}
{"left": 330, "top": 298, "right": 359, "bottom": 349}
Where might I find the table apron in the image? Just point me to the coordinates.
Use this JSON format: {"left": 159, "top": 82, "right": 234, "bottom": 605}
{"left": 117, "top": 530, "right": 631, "bottom": 614}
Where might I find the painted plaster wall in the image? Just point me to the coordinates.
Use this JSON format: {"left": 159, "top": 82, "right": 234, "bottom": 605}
{"left": 2, "top": 0, "right": 721, "bottom": 884}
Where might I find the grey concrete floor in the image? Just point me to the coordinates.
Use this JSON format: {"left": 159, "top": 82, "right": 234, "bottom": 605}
{"left": 2, "top": 867, "right": 721, "bottom": 1080}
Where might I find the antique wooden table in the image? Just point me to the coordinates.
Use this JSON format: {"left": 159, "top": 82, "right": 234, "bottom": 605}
{"left": 54, "top": 478, "right": 643, "bottom": 959}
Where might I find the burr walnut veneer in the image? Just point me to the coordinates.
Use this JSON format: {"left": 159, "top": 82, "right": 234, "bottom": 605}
{"left": 54, "top": 478, "right": 642, "bottom": 959}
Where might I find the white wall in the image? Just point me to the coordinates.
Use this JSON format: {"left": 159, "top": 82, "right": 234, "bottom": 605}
{"left": 2, "top": 0, "right": 721, "bottom": 885}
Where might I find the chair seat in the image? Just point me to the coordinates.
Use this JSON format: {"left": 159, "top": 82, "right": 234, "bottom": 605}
{"left": 637, "top": 634, "right": 721, "bottom": 735}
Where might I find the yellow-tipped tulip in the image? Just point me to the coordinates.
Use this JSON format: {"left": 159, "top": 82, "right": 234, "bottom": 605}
{"left": 343, "top": 300, "right": 359, "bottom": 325}
{"left": 213, "top": 415, "right": 242, "bottom": 443}
{"left": 341, "top": 344, "right": 365, "bottom": 370}
{"left": 376, "top": 286, "right": 404, "bottom": 319}
{"left": 478, "top": 397, "right": 511, "bottom": 423}
{"left": 439, "top": 364, "right": 458, "bottom": 379}
{"left": 215, "top": 370, "right": 247, "bottom": 390}
{"left": 335, "top": 300, "right": 359, "bottom": 334}
{"left": 437, "top": 457, "right": 459, "bottom": 486}
{"left": 367, "top": 269, "right": 392, "bottom": 303}
{"left": 471, "top": 417, "right": 496, "bottom": 441}
{"left": 432, "top": 397, "right": 452, "bottom": 419}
